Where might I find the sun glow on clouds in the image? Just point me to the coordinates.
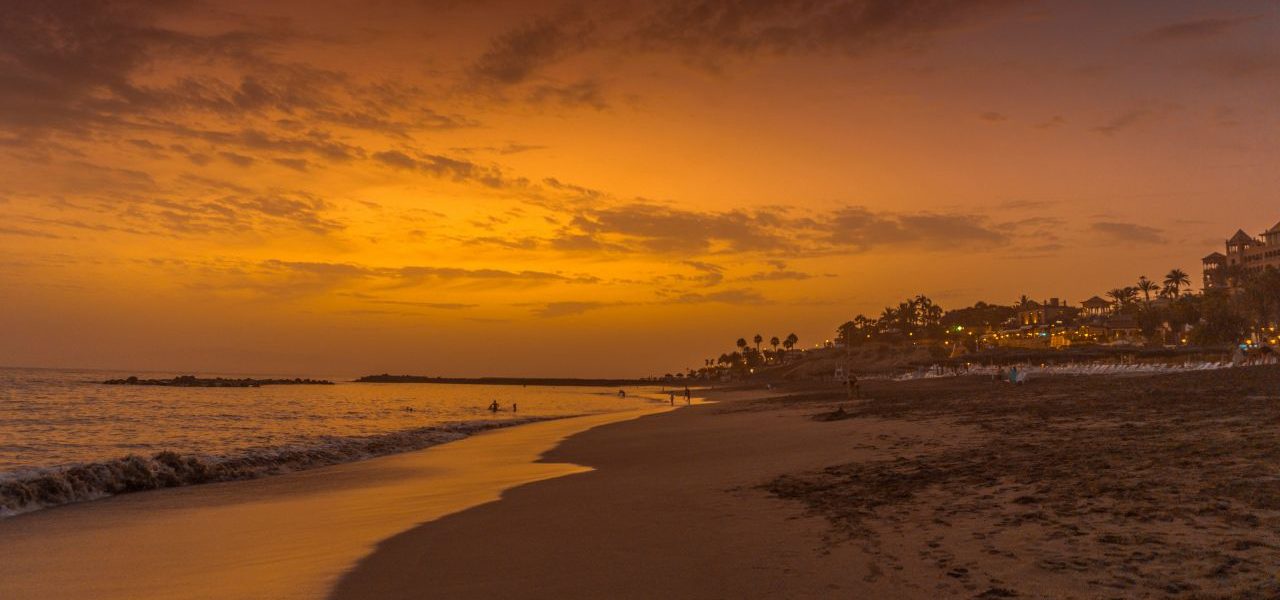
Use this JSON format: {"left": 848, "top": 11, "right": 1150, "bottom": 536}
{"left": 0, "top": 0, "right": 1277, "bottom": 376}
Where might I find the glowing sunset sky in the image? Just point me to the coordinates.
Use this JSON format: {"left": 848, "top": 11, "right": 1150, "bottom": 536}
{"left": 1, "top": 0, "right": 1277, "bottom": 376}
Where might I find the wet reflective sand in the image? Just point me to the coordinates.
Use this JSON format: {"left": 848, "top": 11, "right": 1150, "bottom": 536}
{"left": 0, "top": 407, "right": 667, "bottom": 600}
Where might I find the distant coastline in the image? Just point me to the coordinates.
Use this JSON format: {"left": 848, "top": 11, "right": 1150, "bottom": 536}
{"left": 103, "top": 375, "right": 334, "bottom": 387}
{"left": 354, "top": 374, "right": 654, "bottom": 387}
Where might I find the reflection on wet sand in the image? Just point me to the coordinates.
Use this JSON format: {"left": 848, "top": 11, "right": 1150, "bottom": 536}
{"left": 0, "top": 407, "right": 667, "bottom": 600}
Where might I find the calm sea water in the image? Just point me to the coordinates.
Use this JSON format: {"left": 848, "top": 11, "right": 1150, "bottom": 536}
{"left": 0, "top": 367, "right": 669, "bottom": 514}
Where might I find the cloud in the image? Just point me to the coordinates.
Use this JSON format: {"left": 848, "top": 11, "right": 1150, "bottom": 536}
{"left": 828, "top": 206, "right": 1008, "bottom": 251}
{"left": 273, "top": 157, "right": 309, "bottom": 171}
{"left": 0, "top": 0, "right": 476, "bottom": 151}
{"left": 372, "top": 150, "right": 518, "bottom": 188}
{"left": 667, "top": 288, "right": 766, "bottom": 305}
{"left": 1092, "top": 108, "right": 1153, "bottom": 136}
{"left": 347, "top": 296, "right": 477, "bottom": 311}
{"left": 527, "top": 78, "right": 608, "bottom": 110}
{"left": 11, "top": 178, "right": 345, "bottom": 237}
{"left": 0, "top": 226, "right": 62, "bottom": 239}
{"left": 531, "top": 287, "right": 767, "bottom": 318}
{"left": 533, "top": 301, "right": 621, "bottom": 318}
{"left": 528, "top": 200, "right": 1021, "bottom": 259}
{"left": 740, "top": 269, "right": 815, "bottom": 282}
{"left": 0, "top": 2, "right": 288, "bottom": 136}
{"left": 682, "top": 260, "right": 726, "bottom": 286}
{"left": 393, "top": 265, "right": 597, "bottom": 285}
{"left": 1034, "top": 115, "right": 1066, "bottom": 129}
{"left": 1141, "top": 15, "right": 1260, "bottom": 43}
{"left": 541, "top": 177, "right": 605, "bottom": 202}
{"left": 219, "top": 151, "right": 255, "bottom": 167}
{"left": 256, "top": 260, "right": 597, "bottom": 288}
{"left": 452, "top": 143, "right": 549, "bottom": 156}
{"left": 567, "top": 202, "right": 797, "bottom": 254}
{"left": 1200, "top": 52, "right": 1280, "bottom": 81}
{"left": 467, "top": 13, "right": 595, "bottom": 87}
{"left": 980, "top": 111, "right": 1008, "bottom": 122}
{"left": 185, "top": 128, "right": 364, "bottom": 162}
{"left": 1090, "top": 221, "right": 1166, "bottom": 244}
{"left": 634, "top": 0, "right": 1024, "bottom": 61}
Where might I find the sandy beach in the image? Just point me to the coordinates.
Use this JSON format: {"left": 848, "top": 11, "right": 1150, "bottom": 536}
{"left": 332, "top": 366, "right": 1280, "bottom": 599}
{"left": 5, "top": 368, "right": 1280, "bottom": 599}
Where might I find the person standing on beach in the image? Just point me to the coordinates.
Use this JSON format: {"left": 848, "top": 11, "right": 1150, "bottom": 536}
{"left": 683, "top": 386, "right": 691, "bottom": 403}
{"left": 512, "top": 402, "right": 517, "bottom": 412}
{"left": 669, "top": 392, "right": 675, "bottom": 405}
{"left": 489, "top": 400, "right": 499, "bottom": 413}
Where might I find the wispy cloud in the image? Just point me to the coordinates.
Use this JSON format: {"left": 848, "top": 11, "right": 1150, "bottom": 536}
{"left": 467, "top": 12, "right": 596, "bottom": 88}
{"left": 1090, "top": 221, "right": 1166, "bottom": 244}
{"left": 1141, "top": 15, "right": 1260, "bottom": 43}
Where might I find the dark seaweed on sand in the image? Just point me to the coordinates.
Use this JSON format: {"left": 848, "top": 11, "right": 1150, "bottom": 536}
{"left": 763, "top": 366, "right": 1280, "bottom": 599}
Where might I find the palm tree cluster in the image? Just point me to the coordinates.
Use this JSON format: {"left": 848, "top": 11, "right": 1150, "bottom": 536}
{"left": 838, "top": 294, "right": 945, "bottom": 344}
{"left": 1107, "top": 269, "right": 1192, "bottom": 310}
{"left": 696, "top": 332, "right": 799, "bottom": 378}
{"left": 1094, "top": 267, "right": 1279, "bottom": 345}
{"left": 1080, "top": 264, "right": 1280, "bottom": 345}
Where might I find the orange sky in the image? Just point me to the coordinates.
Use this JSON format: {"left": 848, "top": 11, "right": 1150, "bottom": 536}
{"left": 1, "top": 0, "right": 1277, "bottom": 377}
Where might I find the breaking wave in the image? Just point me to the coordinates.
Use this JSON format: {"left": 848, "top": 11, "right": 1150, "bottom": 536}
{"left": 0, "top": 418, "right": 554, "bottom": 518}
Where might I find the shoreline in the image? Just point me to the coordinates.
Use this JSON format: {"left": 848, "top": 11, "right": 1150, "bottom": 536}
{"left": 0, "top": 417, "right": 564, "bottom": 519}
{"left": 330, "top": 385, "right": 879, "bottom": 599}
{"left": 0, "top": 404, "right": 679, "bottom": 599}
{"left": 352, "top": 374, "right": 672, "bottom": 386}
{"left": 329, "top": 367, "right": 1280, "bottom": 599}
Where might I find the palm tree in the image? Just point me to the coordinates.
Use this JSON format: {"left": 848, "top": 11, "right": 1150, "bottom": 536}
{"left": 1017, "top": 295, "right": 1033, "bottom": 310}
{"left": 736, "top": 338, "right": 748, "bottom": 354}
{"left": 769, "top": 336, "right": 780, "bottom": 354}
{"left": 897, "top": 301, "right": 916, "bottom": 332}
{"left": 784, "top": 332, "right": 798, "bottom": 351}
{"left": 913, "top": 295, "right": 939, "bottom": 327}
{"left": 853, "top": 315, "right": 870, "bottom": 331}
{"left": 879, "top": 306, "right": 898, "bottom": 332}
{"left": 752, "top": 333, "right": 763, "bottom": 351}
{"left": 1106, "top": 288, "right": 1122, "bottom": 308}
{"left": 1107, "top": 287, "right": 1137, "bottom": 308}
{"left": 1164, "top": 268, "right": 1191, "bottom": 297}
{"left": 1136, "top": 276, "right": 1158, "bottom": 306}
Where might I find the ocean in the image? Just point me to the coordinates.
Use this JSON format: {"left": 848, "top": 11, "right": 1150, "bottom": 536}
{"left": 0, "top": 366, "right": 667, "bottom": 516}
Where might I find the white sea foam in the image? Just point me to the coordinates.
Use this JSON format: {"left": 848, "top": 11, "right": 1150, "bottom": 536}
{"left": 0, "top": 419, "right": 548, "bottom": 517}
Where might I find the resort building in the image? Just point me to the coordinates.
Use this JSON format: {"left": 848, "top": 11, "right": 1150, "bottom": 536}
{"left": 1203, "top": 219, "right": 1280, "bottom": 289}
{"left": 1080, "top": 296, "right": 1112, "bottom": 317}
{"left": 1016, "top": 298, "right": 1078, "bottom": 326}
